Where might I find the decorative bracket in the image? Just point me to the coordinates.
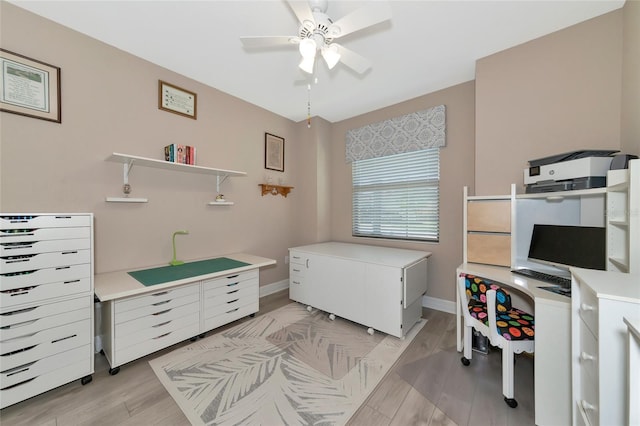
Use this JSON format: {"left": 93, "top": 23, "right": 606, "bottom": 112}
{"left": 259, "top": 184, "right": 294, "bottom": 198}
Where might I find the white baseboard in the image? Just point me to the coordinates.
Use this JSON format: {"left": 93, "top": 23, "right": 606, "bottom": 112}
{"left": 422, "top": 295, "right": 456, "bottom": 314}
{"left": 259, "top": 280, "right": 456, "bottom": 315}
{"left": 260, "top": 279, "right": 289, "bottom": 298}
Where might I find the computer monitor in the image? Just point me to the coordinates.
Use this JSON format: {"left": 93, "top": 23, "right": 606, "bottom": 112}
{"left": 528, "top": 224, "right": 606, "bottom": 271}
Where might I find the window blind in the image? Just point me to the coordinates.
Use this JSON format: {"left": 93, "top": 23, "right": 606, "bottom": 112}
{"left": 352, "top": 148, "right": 440, "bottom": 242}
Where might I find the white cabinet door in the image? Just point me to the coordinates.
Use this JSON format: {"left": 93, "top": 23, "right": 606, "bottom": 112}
{"left": 364, "top": 264, "right": 403, "bottom": 336}
{"left": 306, "top": 254, "right": 366, "bottom": 323}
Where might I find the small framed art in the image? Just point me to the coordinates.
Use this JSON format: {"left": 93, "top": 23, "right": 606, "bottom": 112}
{"left": 265, "top": 133, "right": 285, "bottom": 172}
{"left": 0, "top": 49, "right": 61, "bottom": 123}
{"left": 158, "top": 80, "right": 197, "bottom": 119}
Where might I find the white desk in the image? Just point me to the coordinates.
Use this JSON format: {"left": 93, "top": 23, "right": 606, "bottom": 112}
{"left": 94, "top": 253, "right": 275, "bottom": 373}
{"left": 456, "top": 263, "right": 571, "bottom": 426}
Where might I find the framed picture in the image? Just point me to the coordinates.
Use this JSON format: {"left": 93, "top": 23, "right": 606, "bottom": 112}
{"left": 0, "top": 49, "right": 61, "bottom": 123}
{"left": 158, "top": 80, "right": 197, "bottom": 119}
{"left": 265, "top": 133, "right": 285, "bottom": 172}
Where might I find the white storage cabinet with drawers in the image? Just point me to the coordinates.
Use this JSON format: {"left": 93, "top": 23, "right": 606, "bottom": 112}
{"left": 0, "top": 213, "right": 94, "bottom": 409}
{"left": 289, "top": 242, "right": 431, "bottom": 338}
{"left": 571, "top": 268, "right": 640, "bottom": 426}
{"left": 95, "top": 255, "right": 273, "bottom": 375}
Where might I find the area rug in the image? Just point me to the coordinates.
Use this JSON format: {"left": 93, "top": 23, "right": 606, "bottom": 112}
{"left": 149, "top": 302, "right": 425, "bottom": 425}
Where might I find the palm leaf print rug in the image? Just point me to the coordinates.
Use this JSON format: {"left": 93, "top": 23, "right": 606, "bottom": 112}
{"left": 149, "top": 302, "right": 425, "bottom": 425}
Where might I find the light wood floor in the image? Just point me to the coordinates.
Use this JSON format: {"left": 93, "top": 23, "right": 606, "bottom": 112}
{"left": 0, "top": 290, "right": 535, "bottom": 425}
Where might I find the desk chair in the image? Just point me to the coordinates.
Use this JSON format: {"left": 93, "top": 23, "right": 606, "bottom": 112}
{"left": 458, "top": 273, "right": 535, "bottom": 408}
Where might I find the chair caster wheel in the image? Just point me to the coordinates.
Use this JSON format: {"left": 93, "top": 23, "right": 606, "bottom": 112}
{"left": 109, "top": 367, "right": 120, "bottom": 376}
{"left": 461, "top": 357, "right": 470, "bottom": 366}
{"left": 329, "top": 314, "right": 335, "bottom": 321}
{"left": 81, "top": 375, "right": 92, "bottom": 385}
{"left": 504, "top": 397, "right": 518, "bottom": 408}
{"left": 367, "top": 328, "right": 374, "bottom": 335}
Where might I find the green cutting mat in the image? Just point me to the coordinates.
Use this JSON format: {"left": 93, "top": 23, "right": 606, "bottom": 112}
{"left": 128, "top": 257, "right": 250, "bottom": 286}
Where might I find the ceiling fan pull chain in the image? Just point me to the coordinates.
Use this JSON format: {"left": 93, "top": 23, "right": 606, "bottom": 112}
{"left": 307, "top": 83, "right": 312, "bottom": 128}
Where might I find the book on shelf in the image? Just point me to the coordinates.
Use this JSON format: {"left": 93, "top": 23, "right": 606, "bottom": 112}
{"left": 164, "top": 144, "right": 196, "bottom": 165}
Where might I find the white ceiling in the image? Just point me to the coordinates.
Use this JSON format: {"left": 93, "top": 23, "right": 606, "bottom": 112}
{"left": 8, "top": 0, "right": 625, "bottom": 123}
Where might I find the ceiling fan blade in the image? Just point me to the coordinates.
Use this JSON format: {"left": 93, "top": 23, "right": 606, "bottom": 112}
{"left": 328, "top": 2, "right": 392, "bottom": 39}
{"left": 240, "top": 36, "right": 299, "bottom": 48}
{"left": 334, "top": 44, "right": 372, "bottom": 74}
{"left": 286, "top": 0, "right": 315, "bottom": 26}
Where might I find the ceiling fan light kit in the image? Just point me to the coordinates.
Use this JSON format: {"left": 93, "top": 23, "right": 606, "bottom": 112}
{"left": 240, "top": 0, "right": 391, "bottom": 75}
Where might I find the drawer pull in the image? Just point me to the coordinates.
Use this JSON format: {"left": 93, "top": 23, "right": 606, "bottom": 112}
{"left": 151, "top": 291, "right": 169, "bottom": 297}
{"left": 226, "top": 308, "right": 239, "bottom": 314}
{"left": 152, "top": 309, "right": 172, "bottom": 316}
{"left": 580, "top": 303, "right": 595, "bottom": 312}
{"left": 153, "top": 332, "right": 172, "bottom": 339}
{"left": 227, "top": 299, "right": 239, "bottom": 304}
{"left": 227, "top": 289, "right": 239, "bottom": 295}
{"left": 306, "top": 259, "right": 309, "bottom": 267}
{"left": 1, "top": 377, "right": 35, "bottom": 391}
{"left": 51, "top": 334, "right": 77, "bottom": 344}
{"left": 61, "top": 251, "right": 78, "bottom": 255}
{"left": 63, "top": 279, "right": 81, "bottom": 284}
{"left": 292, "top": 280, "right": 301, "bottom": 285}
{"left": 2, "top": 254, "right": 36, "bottom": 263}
{"left": 580, "top": 351, "right": 596, "bottom": 362}
{"left": 581, "top": 400, "right": 596, "bottom": 412}
{"left": 153, "top": 321, "right": 172, "bottom": 328}
{"left": 0, "top": 306, "right": 37, "bottom": 317}
{"left": 4, "top": 361, "right": 35, "bottom": 377}
{"left": 292, "top": 255, "right": 301, "bottom": 260}
{"left": 292, "top": 268, "right": 301, "bottom": 273}
{"left": 2, "top": 345, "right": 37, "bottom": 357}
{"left": 1, "top": 286, "right": 36, "bottom": 296}
{"left": 152, "top": 300, "right": 171, "bottom": 306}
{"left": 55, "top": 266, "right": 71, "bottom": 270}
{"left": 227, "top": 282, "right": 239, "bottom": 287}
{"left": 226, "top": 274, "right": 239, "bottom": 279}
{"left": 1, "top": 242, "right": 34, "bottom": 250}
{"left": 1, "top": 319, "right": 37, "bottom": 330}
{"left": 2, "top": 269, "right": 37, "bottom": 277}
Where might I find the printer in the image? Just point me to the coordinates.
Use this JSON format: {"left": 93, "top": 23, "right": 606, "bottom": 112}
{"left": 524, "top": 150, "right": 618, "bottom": 193}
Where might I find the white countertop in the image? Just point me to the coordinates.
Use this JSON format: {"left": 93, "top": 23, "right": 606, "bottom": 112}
{"left": 457, "top": 262, "right": 571, "bottom": 307}
{"left": 570, "top": 267, "right": 640, "bottom": 304}
{"left": 95, "top": 253, "right": 276, "bottom": 301}
{"left": 290, "top": 242, "right": 432, "bottom": 268}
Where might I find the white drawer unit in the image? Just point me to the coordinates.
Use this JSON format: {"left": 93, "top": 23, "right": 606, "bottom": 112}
{"left": 289, "top": 242, "right": 430, "bottom": 338}
{"left": 102, "top": 283, "right": 200, "bottom": 370}
{"left": 0, "top": 212, "right": 94, "bottom": 409}
{"left": 203, "top": 270, "right": 259, "bottom": 331}
{"left": 96, "top": 258, "right": 269, "bottom": 376}
{"left": 571, "top": 268, "right": 640, "bottom": 426}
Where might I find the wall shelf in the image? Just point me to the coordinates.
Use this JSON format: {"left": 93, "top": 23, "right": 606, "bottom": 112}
{"left": 259, "top": 184, "right": 293, "bottom": 198}
{"left": 105, "top": 152, "right": 246, "bottom": 204}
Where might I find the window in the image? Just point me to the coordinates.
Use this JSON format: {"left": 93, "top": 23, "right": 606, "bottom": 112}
{"left": 352, "top": 148, "right": 440, "bottom": 242}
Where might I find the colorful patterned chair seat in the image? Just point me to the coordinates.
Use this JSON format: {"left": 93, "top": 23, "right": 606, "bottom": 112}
{"left": 464, "top": 275, "right": 535, "bottom": 341}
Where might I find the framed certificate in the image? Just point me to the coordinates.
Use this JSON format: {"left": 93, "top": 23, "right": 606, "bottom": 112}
{"left": 0, "top": 49, "right": 61, "bottom": 123}
{"left": 158, "top": 80, "right": 197, "bottom": 119}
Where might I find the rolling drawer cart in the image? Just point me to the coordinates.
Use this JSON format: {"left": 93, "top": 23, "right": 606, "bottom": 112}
{"left": 0, "top": 213, "right": 94, "bottom": 409}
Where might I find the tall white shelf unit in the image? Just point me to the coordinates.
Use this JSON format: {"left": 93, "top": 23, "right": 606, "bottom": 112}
{"left": 606, "top": 159, "right": 639, "bottom": 273}
{"left": 105, "top": 152, "right": 247, "bottom": 204}
{"left": 0, "top": 214, "right": 94, "bottom": 409}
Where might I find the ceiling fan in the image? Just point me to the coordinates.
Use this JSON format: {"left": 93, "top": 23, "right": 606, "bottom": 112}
{"left": 240, "top": 0, "right": 392, "bottom": 75}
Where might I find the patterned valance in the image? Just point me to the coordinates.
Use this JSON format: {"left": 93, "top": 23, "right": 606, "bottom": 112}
{"left": 345, "top": 104, "right": 446, "bottom": 163}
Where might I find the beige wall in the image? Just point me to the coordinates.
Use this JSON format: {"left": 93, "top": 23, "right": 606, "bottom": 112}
{"left": 1, "top": 3, "right": 633, "bottom": 306}
{"left": 475, "top": 9, "right": 624, "bottom": 195}
{"left": 329, "top": 82, "right": 476, "bottom": 302}
{"left": 621, "top": 0, "right": 640, "bottom": 156}
{"left": 0, "top": 3, "right": 301, "bottom": 287}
